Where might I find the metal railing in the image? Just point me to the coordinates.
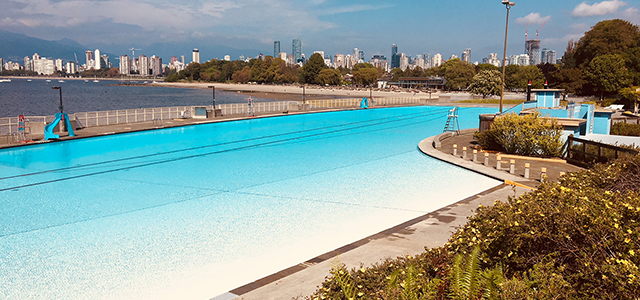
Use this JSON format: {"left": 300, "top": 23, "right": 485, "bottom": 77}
{"left": 566, "top": 135, "right": 638, "bottom": 167}
{"left": 0, "top": 97, "right": 433, "bottom": 137}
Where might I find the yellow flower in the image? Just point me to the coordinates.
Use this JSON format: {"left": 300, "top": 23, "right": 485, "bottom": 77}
{"left": 625, "top": 238, "right": 631, "bottom": 243}
{"left": 630, "top": 249, "right": 636, "bottom": 256}
{"left": 514, "top": 221, "right": 519, "bottom": 226}
{"left": 615, "top": 224, "right": 620, "bottom": 229}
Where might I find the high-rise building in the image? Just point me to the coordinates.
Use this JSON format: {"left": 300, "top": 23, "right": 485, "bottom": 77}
{"left": 24, "top": 57, "right": 31, "bottom": 71}
{"left": 431, "top": 53, "right": 443, "bottom": 68}
{"left": 101, "top": 54, "right": 109, "bottom": 69}
{"left": 85, "top": 50, "right": 94, "bottom": 68}
{"left": 292, "top": 38, "right": 302, "bottom": 63}
{"left": 55, "top": 59, "right": 64, "bottom": 72}
{"left": 274, "top": 41, "right": 280, "bottom": 58}
{"left": 400, "top": 53, "right": 409, "bottom": 71}
{"left": 94, "top": 49, "right": 101, "bottom": 69}
{"left": 66, "top": 61, "right": 77, "bottom": 74}
{"left": 541, "top": 48, "right": 556, "bottom": 64}
{"left": 119, "top": 55, "right": 131, "bottom": 75}
{"left": 508, "top": 54, "right": 530, "bottom": 66}
{"left": 483, "top": 53, "right": 501, "bottom": 67}
{"left": 139, "top": 55, "right": 150, "bottom": 75}
{"left": 192, "top": 48, "right": 200, "bottom": 64}
{"left": 462, "top": 49, "right": 471, "bottom": 63}
{"left": 180, "top": 55, "right": 185, "bottom": 65}
{"left": 391, "top": 44, "right": 399, "bottom": 69}
{"left": 525, "top": 40, "right": 541, "bottom": 65}
{"left": 279, "top": 52, "right": 287, "bottom": 61}
{"left": 0, "top": 58, "right": 3, "bottom": 71}
{"left": 151, "top": 55, "right": 162, "bottom": 76}
{"left": 334, "top": 54, "right": 344, "bottom": 68}
{"left": 33, "top": 57, "right": 55, "bottom": 75}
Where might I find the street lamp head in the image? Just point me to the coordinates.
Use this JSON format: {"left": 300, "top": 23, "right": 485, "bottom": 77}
{"left": 501, "top": 0, "right": 515, "bottom": 6}
{"left": 52, "top": 86, "right": 61, "bottom": 90}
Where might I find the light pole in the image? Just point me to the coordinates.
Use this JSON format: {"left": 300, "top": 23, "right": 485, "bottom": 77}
{"left": 52, "top": 86, "right": 62, "bottom": 114}
{"left": 208, "top": 85, "right": 216, "bottom": 108}
{"left": 500, "top": 0, "right": 515, "bottom": 113}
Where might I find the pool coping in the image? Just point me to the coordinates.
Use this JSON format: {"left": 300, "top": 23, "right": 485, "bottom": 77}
{"left": 216, "top": 131, "right": 532, "bottom": 300}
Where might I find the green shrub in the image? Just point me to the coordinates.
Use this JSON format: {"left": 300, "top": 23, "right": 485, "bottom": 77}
{"left": 308, "top": 155, "right": 640, "bottom": 299}
{"left": 612, "top": 122, "right": 640, "bottom": 137}
{"left": 474, "top": 112, "right": 564, "bottom": 157}
{"left": 448, "top": 155, "right": 640, "bottom": 299}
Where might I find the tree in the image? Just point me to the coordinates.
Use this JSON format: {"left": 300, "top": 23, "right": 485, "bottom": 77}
{"left": 467, "top": 70, "right": 502, "bottom": 98}
{"left": 619, "top": 87, "right": 640, "bottom": 111}
{"left": 503, "top": 64, "right": 520, "bottom": 91}
{"left": 353, "top": 67, "right": 378, "bottom": 86}
{"left": 317, "top": 69, "right": 341, "bottom": 86}
{"left": 552, "top": 68, "right": 587, "bottom": 99}
{"left": 574, "top": 19, "right": 640, "bottom": 68}
{"left": 475, "top": 63, "right": 499, "bottom": 72}
{"left": 513, "top": 65, "right": 545, "bottom": 90}
{"left": 586, "top": 54, "right": 633, "bottom": 100}
{"left": 299, "top": 53, "right": 326, "bottom": 84}
{"left": 232, "top": 66, "right": 251, "bottom": 83}
{"left": 444, "top": 61, "right": 475, "bottom": 90}
{"left": 106, "top": 67, "right": 119, "bottom": 77}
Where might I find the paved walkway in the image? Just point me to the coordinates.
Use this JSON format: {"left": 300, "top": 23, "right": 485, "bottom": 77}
{"left": 223, "top": 131, "right": 583, "bottom": 300}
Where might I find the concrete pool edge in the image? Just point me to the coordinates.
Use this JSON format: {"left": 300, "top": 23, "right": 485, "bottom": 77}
{"left": 218, "top": 130, "right": 532, "bottom": 300}
{"left": 219, "top": 183, "right": 518, "bottom": 300}
{"left": 418, "top": 128, "right": 539, "bottom": 189}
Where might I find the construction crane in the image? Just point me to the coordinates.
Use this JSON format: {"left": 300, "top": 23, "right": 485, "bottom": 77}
{"left": 129, "top": 47, "right": 142, "bottom": 57}
{"left": 536, "top": 21, "right": 547, "bottom": 40}
{"left": 74, "top": 53, "right": 79, "bottom": 66}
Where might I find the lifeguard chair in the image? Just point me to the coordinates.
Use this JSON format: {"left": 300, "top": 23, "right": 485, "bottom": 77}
{"left": 443, "top": 107, "right": 460, "bottom": 134}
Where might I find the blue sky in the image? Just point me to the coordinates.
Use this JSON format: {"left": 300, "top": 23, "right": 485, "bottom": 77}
{"left": 1, "top": 0, "right": 639, "bottom": 62}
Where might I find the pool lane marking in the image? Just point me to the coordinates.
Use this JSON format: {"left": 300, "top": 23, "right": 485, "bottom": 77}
{"left": 0, "top": 150, "right": 430, "bottom": 238}
{"left": 0, "top": 108, "right": 451, "bottom": 180}
{"left": 0, "top": 109, "right": 459, "bottom": 192}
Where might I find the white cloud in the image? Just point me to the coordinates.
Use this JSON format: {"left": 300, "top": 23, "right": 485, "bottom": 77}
{"left": 572, "top": 0, "right": 627, "bottom": 17}
{"left": 516, "top": 12, "right": 551, "bottom": 25}
{"left": 319, "top": 4, "right": 393, "bottom": 15}
{"left": 621, "top": 7, "right": 640, "bottom": 23}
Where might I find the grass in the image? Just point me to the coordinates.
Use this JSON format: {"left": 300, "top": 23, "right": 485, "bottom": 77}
{"left": 454, "top": 99, "right": 525, "bottom": 105}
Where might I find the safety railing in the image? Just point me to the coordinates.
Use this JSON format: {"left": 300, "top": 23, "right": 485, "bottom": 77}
{"left": 0, "top": 98, "right": 432, "bottom": 138}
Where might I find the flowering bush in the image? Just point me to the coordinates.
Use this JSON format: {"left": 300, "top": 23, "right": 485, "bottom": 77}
{"left": 308, "top": 155, "right": 640, "bottom": 299}
{"left": 474, "top": 112, "right": 564, "bottom": 157}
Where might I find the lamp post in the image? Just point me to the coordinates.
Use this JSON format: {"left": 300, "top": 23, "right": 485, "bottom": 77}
{"left": 500, "top": 0, "right": 515, "bottom": 113}
{"left": 208, "top": 85, "right": 216, "bottom": 108}
{"left": 52, "top": 86, "right": 62, "bottom": 114}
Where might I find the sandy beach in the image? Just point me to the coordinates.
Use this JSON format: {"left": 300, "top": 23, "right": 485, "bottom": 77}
{"left": 154, "top": 82, "right": 437, "bottom": 101}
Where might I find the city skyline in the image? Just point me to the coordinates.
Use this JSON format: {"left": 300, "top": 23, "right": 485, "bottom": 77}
{"left": 0, "top": 0, "right": 638, "bottom": 63}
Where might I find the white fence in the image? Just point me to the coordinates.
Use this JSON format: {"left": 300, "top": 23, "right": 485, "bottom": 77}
{"left": 0, "top": 97, "right": 430, "bottom": 137}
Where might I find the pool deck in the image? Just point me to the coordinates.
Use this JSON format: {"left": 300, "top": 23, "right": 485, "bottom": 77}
{"left": 221, "top": 130, "right": 583, "bottom": 300}
{"left": 0, "top": 107, "right": 583, "bottom": 300}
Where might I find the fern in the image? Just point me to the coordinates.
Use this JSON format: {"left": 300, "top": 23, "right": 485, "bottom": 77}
{"left": 330, "top": 262, "right": 357, "bottom": 300}
{"left": 450, "top": 246, "right": 502, "bottom": 300}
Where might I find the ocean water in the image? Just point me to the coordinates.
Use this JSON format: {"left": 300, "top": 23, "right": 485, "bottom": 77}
{"left": 0, "top": 78, "right": 274, "bottom": 118}
{"left": 0, "top": 106, "right": 500, "bottom": 299}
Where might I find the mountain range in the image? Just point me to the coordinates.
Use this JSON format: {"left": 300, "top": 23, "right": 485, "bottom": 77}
{"left": 0, "top": 30, "right": 267, "bottom": 64}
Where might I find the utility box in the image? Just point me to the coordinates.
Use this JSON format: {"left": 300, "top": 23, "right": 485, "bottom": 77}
{"left": 207, "top": 109, "right": 222, "bottom": 118}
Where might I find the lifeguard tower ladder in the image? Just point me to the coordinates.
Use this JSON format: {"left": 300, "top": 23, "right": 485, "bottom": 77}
{"left": 443, "top": 107, "right": 460, "bottom": 134}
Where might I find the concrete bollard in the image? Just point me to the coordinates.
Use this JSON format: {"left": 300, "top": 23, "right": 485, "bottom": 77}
{"left": 496, "top": 155, "right": 502, "bottom": 170}
{"left": 524, "top": 163, "right": 530, "bottom": 179}
{"left": 473, "top": 150, "right": 478, "bottom": 163}
{"left": 509, "top": 159, "right": 516, "bottom": 174}
{"left": 453, "top": 144, "right": 457, "bottom": 156}
{"left": 541, "top": 167, "right": 547, "bottom": 181}
{"left": 484, "top": 152, "right": 489, "bottom": 166}
{"left": 462, "top": 147, "right": 467, "bottom": 159}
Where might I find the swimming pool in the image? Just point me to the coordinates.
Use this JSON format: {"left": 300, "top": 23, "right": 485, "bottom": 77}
{"left": 0, "top": 106, "right": 500, "bottom": 299}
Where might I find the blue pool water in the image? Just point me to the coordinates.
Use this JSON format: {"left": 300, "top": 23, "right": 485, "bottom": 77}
{"left": 0, "top": 106, "right": 500, "bottom": 299}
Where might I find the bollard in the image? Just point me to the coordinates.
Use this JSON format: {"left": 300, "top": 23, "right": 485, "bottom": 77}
{"left": 496, "top": 155, "right": 502, "bottom": 170}
{"left": 509, "top": 159, "right": 516, "bottom": 174}
{"left": 541, "top": 167, "right": 547, "bottom": 181}
{"left": 524, "top": 163, "right": 530, "bottom": 179}
{"left": 484, "top": 152, "right": 489, "bottom": 166}
{"left": 462, "top": 147, "right": 467, "bottom": 159}
{"left": 453, "top": 144, "right": 457, "bottom": 156}
{"left": 473, "top": 150, "right": 478, "bottom": 163}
